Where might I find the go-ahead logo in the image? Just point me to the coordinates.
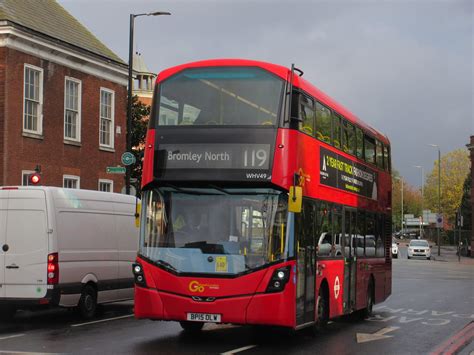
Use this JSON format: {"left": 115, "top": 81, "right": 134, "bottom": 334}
{"left": 188, "top": 281, "right": 220, "bottom": 293}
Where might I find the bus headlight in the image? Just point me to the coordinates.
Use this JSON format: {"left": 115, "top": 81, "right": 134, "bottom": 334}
{"left": 266, "top": 266, "right": 290, "bottom": 293}
{"left": 132, "top": 262, "right": 146, "bottom": 287}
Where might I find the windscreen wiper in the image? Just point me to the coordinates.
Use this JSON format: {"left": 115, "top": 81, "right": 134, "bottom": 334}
{"left": 164, "top": 184, "right": 220, "bottom": 195}
{"left": 208, "top": 185, "right": 280, "bottom": 196}
{"left": 156, "top": 259, "right": 177, "bottom": 272}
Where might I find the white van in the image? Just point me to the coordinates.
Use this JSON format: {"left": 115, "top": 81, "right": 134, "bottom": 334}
{"left": 0, "top": 186, "right": 139, "bottom": 319}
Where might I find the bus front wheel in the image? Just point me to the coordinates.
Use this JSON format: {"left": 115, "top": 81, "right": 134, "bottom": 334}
{"left": 314, "top": 288, "right": 329, "bottom": 332}
{"left": 179, "top": 321, "right": 204, "bottom": 333}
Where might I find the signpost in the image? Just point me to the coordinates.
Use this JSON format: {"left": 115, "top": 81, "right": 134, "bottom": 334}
{"left": 436, "top": 214, "right": 443, "bottom": 228}
{"left": 121, "top": 152, "right": 136, "bottom": 166}
{"left": 106, "top": 166, "right": 126, "bottom": 174}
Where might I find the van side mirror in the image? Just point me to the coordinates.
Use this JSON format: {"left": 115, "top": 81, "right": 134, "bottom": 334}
{"left": 288, "top": 186, "right": 302, "bottom": 213}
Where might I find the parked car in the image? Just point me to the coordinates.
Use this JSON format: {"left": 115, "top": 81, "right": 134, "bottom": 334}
{"left": 407, "top": 239, "right": 431, "bottom": 260}
{"left": 391, "top": 238, "right": 399, "bottom": 258}
{"left": 0, "top": 186, "right": 139, "bottom": 319}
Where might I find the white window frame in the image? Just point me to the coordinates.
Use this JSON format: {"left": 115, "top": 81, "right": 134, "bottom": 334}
{"left": 23, "top": 64, "right": 44, "bottom": 135}
{"left": 21, "top": 170, "right": 35, "bottom": 186}
{"left": 99, "top": 87, "right": 115, "bottom": 149}
{"left": 98, "top": 179, "right": 114, "bottom": 192}
{"left": 63, "top": 175, "right": 80, "bottom": 189}
{"left": 64, "top": 77, "right": 82, "bottom": 142}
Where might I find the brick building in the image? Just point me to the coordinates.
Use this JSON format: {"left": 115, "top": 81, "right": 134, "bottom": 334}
{"left": 468, "top": 135, "right": 474, "bottom": 257}
{"left": 0, "top": 0, "right": 128, "bottom": 192}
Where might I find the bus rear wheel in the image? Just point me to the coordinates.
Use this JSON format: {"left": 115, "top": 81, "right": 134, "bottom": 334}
{"left": 179, "top": 321, "right": 204, "bottom": 333}
{"left": 360, "top": 280, "right": 374, "bottom": 319}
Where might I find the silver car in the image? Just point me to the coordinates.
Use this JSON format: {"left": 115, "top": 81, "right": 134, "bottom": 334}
{"left": 407, "top": 239, "right": 431, "bottom": 260}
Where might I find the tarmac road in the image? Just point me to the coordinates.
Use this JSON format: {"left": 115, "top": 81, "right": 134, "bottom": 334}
{"left": 0, "top": 246, "right": 472, "bottom": 354}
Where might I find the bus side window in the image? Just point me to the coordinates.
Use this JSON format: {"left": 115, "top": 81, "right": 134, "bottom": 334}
{"left": 333, "top": 114, "right": 341, "bottom": 149}
{"left": 383, "top": 144, "right": 391, "bottom": 172}
{"left": 315, "top": 102, "right": 332, "bottom": 144}
{"left": 376, "top": 140, "right": 384, "bottom": 170}
{"left": 299, "top": 95, "right": 315, "bottom": 136}
{"left": 332, "top": 207, "right": 343, "bottom": 257}
{"left": 364, "top": 135, "right": 376, "bottom": 165}
{"left": 365, "top": 213, "right": 376, "bottom": 257}
{"left": 376, "top": 214, "right": 385, "bottom": 257}
{"left": 355, "top": 127, "right": 364, "bottom": 159}
{"left": 316, "top": 202, "right": 332, "bottom": 257}
{"left": 342, "top": 120, "right": 355, "bottom": 155}
{"left": 356, "top": 210, "right": 366, "bottom": 257}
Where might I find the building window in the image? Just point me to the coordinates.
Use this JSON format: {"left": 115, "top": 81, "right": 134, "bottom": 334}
{"left": 98, "top": 179, "right": 113, "bottom": 192}
{"left": 21, "top": 170, "right": 35, "bottom": 186}
{"left": 99, "top": 88, "right": 114, "bottom": 148}
{"left": 23, "top": 64, "right": 43, "bottom": 134}
{"left": 64, "top": 77, "right": 81, "bottom": 141}
{"left": 63, "top": 175, "right": 80, "bottom": 189}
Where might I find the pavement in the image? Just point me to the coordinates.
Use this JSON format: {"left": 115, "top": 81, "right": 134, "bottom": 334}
{"left": 431, "top": 245, "right": 474, "bottom": 265}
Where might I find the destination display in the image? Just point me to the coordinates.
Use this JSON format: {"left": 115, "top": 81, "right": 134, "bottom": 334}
{"left": 158, "top": 143, "right": 271, "bottom": 170}
{"left": 319, "top": 147, "right": 378, "bottom": 199}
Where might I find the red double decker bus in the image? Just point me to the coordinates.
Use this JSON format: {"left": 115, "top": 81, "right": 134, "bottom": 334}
{"left": 133, "top": 59, "right": 392, "bottom": 332}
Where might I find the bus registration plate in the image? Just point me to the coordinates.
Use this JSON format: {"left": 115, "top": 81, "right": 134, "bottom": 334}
{"left": 186, "top": 313, "right": 221, "bottom": 322}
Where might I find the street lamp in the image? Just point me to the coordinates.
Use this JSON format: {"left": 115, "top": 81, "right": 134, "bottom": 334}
{"left": 126, "top": 11, "right": 171, "bottom": 195}
{"left": 429, "top": 144, "right": 442, "bottom": 256}
{"left": 394, "top": 176, "right": 404, "bottom": 235}
{"left": 413, "top": 165, "right": 424, "bottom": 237}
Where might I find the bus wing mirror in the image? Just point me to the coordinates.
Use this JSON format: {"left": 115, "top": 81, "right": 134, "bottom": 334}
{"left": 288, "top": 186, "right": 302, "bottom": 213}
{"left": 135, "top": 202, "right": 141, "bottom": 228}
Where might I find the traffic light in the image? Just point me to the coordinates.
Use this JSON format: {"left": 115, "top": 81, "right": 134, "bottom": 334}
{"left": 29, "top": 165, "right": 42, "bottom": 185}
{"left": 29, "top": 172, "right": 41, "bottom": 185}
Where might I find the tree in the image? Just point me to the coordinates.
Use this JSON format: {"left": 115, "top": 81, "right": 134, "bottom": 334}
{"left": 459, "top": 173, "right": 472, "bottom": 231}
{"left": 392, "top": 170, "right": 423, "bottom": 231}
{"left": 130, "top": 95, "right": 151, "bottom": 196}
{"left": 424, "top": 149, "right": 470, "bottom": 226}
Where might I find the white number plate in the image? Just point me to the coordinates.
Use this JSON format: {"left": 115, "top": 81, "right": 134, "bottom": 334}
{"left": 186, "top": 312, "right": 221, "bottom": 323}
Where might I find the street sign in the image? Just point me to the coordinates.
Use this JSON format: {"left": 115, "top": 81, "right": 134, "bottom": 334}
{"left": 436, "top": 214, "right": 443, "bottom": 228}
{"left": 106, "top": 166, "right": 126, "bottom": 174}
{"left": 121, "top": 152, "right": 136, "bottom": 166}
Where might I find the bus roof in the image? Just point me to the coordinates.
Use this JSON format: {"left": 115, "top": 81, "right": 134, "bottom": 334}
{"left": 156, "top": 58, "right": 390, "bottom": 146}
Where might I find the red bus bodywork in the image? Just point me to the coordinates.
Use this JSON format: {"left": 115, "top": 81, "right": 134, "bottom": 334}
{"left": 135, "top": 59, "right": 391, "bottom": 330}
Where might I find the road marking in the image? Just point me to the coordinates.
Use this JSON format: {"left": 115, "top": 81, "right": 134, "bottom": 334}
{"left": 356, "top": 326, "right": 400, "bottom": 343}
{"left": 221, "top": 345, "right": 257, "bottom": 354}
{"left": 431, "top": 321, "right": 474, "bottom": 355}
{"left": 71, "top": 314, "right": 134, "bottom": 327}
{"left": 0, "top": 334, "right": 25, "bottom": 341}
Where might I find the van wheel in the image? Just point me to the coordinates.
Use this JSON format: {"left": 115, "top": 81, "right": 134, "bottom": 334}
{"left": 179, "top": 321, "right": 204, "bottom": 333}
{"left": 78, "top": 285, "right": 97, "bottom": 319}
{"left": 0, "top": 306, "right": 16, "bottom": 321}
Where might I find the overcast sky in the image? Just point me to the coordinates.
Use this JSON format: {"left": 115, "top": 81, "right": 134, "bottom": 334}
{"left": 59, "top": 0, "right": 473, "bottom": 188}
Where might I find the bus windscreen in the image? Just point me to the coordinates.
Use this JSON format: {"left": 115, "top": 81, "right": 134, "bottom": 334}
{"left": 139, "top": 187, "right": 292, "bottom": 275}
{"left": 154, "top": 67, "right": 284, "bottom": 127}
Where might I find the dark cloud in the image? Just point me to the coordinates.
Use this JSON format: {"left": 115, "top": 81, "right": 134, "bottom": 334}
{"left": 60, "top": 0, "right": 473, "bottom": 187}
